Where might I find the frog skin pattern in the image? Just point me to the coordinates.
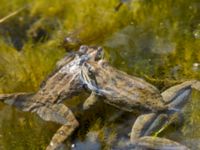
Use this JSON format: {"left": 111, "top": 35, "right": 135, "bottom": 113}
{"left": 0, "top": 45, "right": 200, "bottom": 150}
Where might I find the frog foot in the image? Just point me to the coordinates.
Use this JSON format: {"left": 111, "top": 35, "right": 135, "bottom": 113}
{"left": 130, "top": 80, "right": 200, "bottom": 150}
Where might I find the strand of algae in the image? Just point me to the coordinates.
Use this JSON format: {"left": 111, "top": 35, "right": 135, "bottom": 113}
{"left": 0, "top": 4, "right": 29, "bottom": 23}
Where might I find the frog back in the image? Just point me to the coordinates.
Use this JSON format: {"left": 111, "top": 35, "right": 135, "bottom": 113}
{"left": 94, "top": 65, "right": 166, "bottom": 112}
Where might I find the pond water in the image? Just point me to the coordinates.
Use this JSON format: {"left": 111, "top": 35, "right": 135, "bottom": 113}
{"left": 0, "top": 0, "right": 200, "bottom": 150}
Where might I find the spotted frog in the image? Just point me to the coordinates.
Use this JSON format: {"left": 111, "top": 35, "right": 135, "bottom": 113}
{"left": 0, "top": 46, "right": 200, "bottom": 150}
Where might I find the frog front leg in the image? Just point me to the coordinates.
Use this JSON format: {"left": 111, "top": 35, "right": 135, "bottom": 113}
{"left": 35, "top": 103, "right": 79, "bottom": 150}
{"left": 83, "top": 92, "right": 99, "bottom": 110}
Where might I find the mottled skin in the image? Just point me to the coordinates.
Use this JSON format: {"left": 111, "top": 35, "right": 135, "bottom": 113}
{"left": 0, "top": 46, "right": 200, "bottom": 150}
{"left": 82, "top": 60, "right": 165, "bottom": 112}
{"left": 0, "top": 48, "right": 87, "bottom": 150}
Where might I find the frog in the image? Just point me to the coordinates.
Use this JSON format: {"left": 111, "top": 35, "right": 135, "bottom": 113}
{"left": 0, "top": 45, "right": 200, "bottom": 150}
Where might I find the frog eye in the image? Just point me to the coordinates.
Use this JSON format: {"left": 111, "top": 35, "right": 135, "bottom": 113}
{"left": 79, "top": 45, "right": 88, "bottom": 54}
{"left": 95, "top": 47, "right": 104, "bottom": 61}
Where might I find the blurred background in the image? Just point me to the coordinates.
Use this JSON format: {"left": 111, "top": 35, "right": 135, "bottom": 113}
{"left": 0, "top": 0, "right": 200, "bottom": 149}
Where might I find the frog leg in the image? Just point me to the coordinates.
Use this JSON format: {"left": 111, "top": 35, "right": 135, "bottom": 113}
{"left": 161, "top": 80, "right": 200, "bottom": 108}
{"left": 35, "top": 103, "right": 79, "bottom": 150}
{"left": 0, "top": 92, "right": 35, "bottom": 110}
{"left": 130, "top": 113, "right": 189, "bottom": 150}
{"left": 83, "top": 91, "right": 99, "bottom": 110}
{"left": 129, "top": 81, "right": 200, "bottom": 149}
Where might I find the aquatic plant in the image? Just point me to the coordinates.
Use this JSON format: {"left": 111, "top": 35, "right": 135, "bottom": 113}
{"left": 0, "top": 0, "right": 200, "bottom": 149}
{"left": 0, "top": 40, "right": 65, "bottom": 93}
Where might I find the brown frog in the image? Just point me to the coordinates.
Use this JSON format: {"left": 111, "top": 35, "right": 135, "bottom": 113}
{"left": 0, "top": 46, "right": 200, "bottom": 150}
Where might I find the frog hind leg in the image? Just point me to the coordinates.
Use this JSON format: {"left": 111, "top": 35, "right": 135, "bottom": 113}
{"left": 162, "top": 80, "right": 200, "bottom": 109}
{"left": 0, "top": 92, "right": 34, "bottom": 110}
{"left": 129, "top": 81, "right": 199, "bottom": 149}
{"left": 35, "top": 103, "right": 79, "bottom": 150}
{"left": 130, "top": 113, "right": 189, "bottom": 150}
{"left": 129, "top": 81, "right": 200, "bottom": 149}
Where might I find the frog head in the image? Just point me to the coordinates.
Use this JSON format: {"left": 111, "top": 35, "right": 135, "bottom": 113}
{"left": 78, "top": 45, "right": 104, "bottom": 65}
{"left": 78, "top": 45, "right": 106, "bottom": 93}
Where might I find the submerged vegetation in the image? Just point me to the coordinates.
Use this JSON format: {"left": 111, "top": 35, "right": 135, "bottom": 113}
{"left": 0, "top": 0, "right": 199, "bottom": 92}
{"left": 0, "top": 0, "right": 200, "bottom": 149}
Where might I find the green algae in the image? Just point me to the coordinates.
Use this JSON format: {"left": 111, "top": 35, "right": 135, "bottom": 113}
{"left": 0, "top": 40, "right": 65, "bottom": 93}
{"left": 0, "top": 0, "right": 200, "bottom": 149}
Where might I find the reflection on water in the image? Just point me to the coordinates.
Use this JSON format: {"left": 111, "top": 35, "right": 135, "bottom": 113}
{"left": 72, "top": 132, "right": 101, "bottom": 150}
{"left": 0, "top": 0, "right": 200, "bottom": 149}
